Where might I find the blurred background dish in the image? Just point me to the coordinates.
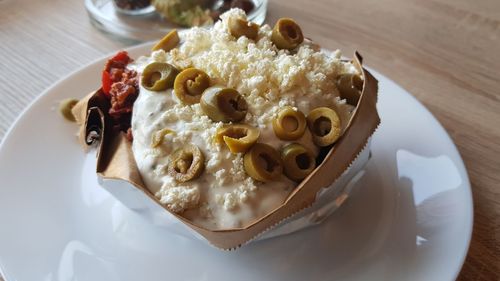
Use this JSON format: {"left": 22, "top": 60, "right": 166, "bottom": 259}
{"left": 85, "top": 0, "right": 267, "bottom": 41}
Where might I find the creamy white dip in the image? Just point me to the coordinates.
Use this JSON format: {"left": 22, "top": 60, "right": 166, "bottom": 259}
{"left": 130, "top": 9, "right": 358, "bottom": 230}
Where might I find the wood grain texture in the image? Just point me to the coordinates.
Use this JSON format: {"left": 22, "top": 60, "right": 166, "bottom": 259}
{"left": 0, "top": 0, "right": 499, "bottom": 280}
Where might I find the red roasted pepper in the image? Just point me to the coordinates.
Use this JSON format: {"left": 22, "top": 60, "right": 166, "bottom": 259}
{"left": 101, "top": 70, "right": 112, "bottom": 96}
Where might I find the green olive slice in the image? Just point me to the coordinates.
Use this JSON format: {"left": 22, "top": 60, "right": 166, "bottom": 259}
{"left": 272, "top": 106, "right": 306, "bottom": 140}
{"left": 228, "top": 17, "right": 259, "bottom": 40}
{"left": 216, "top": 124, "right": 260, "bottom": 153}
{"left": 281, "top": 143, "right": 316, "bottom": 182}
{"left": 243, "top": 143, "right": 283, "bottom": 182}
{"left": 337, "top": 73, "right": 363, "bottom": 105}
{"left": 271, "top": 18, "right": 304, "bottom": 50}
{"left": 59, "top": 98, "right": 78, "bottom": 122}
{"left": 151, "top": 29, "right": 180, "bottom": 52}
{"left": 167, "top": 144, "right": 205, "bottom": 182}
{"left": 173, "top": 68, "right": 210, "bottom": 104}
{"left": 200, "top": 86, "right": 248, "bottom": 122}
{"left": 151, "top": 128, "right": 175, "bottom": 148}
{"left": 141, "top": 62, "right": 179, "bottom": 91}
{"left": 306, "top": 107, "right": 342, "bottom": 147}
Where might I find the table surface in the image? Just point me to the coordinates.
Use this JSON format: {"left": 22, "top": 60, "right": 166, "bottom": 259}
{"left": 1, "top": 0, "right": 499, "bottom": 280}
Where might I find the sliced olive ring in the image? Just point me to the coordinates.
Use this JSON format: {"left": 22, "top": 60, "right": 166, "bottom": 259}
{"left": 173, "top": 68, "right": 210, "bottom": 105}
{"left": 306, "top": 107, "right": 342, "bottom": 147}
{"left": 141, "top": 62, "right": 179, "bottom": 91}
{"left": 216, "top": 124, "right": 260, "bottom": 153}
{"left": 271, "top": 18, "right": 304, "bottom": 50}
{"left": 272, "top": 106, "right": 306, "bottom": 140}
{"left": 243, "top": 143, "right": 283, "bottom": 182}
{"left": 59, "top": 98, "right": 78, "bottom": 122}
{"left": 151, "top": 29, "right": 180, "bottom": 52}
{"left": 151, "top": 128, "right": 175, "bottom": 148}
{"left": 228, "top": 17, "right": 259, "bottom": 40}
{"left": 167, "top": 144, "right": 205, "bottom": 182}
{"left": 337, "top": 73, "right": 363, "bottom": 105}
{"left": 281, "top": 143, "right": 316, "bottom": 182}
{"left": 200, "top": 86, "right": 248, "bottom": 122}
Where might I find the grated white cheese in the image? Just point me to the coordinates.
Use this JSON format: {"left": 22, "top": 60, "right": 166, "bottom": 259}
{"left": 156, "top": 182, "right": 200, "bottom": 213}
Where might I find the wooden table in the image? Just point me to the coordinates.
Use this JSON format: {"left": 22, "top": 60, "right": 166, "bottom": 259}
{"left": 0, "top": 0, "right": 499, "bottom": 280}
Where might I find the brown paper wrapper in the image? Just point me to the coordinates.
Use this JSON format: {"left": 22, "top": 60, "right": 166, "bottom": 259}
{"left": 74, "top": 52, "right": 380, "bottom": 249}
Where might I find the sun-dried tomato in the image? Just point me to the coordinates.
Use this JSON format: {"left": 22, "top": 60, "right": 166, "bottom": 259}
{"left": 111, "top": 51, "right": 130, "bottom": 64}
{"left": 100, "top": 51, "right": 139, "bottom": 139}
{"left": 109, "top": 75, "right": 138, "bottom": 115}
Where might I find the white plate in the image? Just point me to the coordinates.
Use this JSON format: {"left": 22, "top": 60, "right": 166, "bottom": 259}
{"left": 0, "top": 44, "right": 473, "bottom": 281}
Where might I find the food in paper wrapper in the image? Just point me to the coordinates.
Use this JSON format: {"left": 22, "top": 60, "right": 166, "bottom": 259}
{"left": 72, "top": 9, "right": 380, "bottom": 249}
